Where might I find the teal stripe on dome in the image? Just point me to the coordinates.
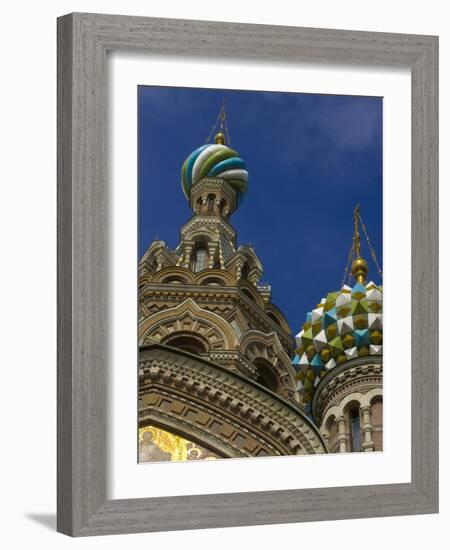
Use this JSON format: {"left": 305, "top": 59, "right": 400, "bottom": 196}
{"left": 182, "top": 144, "right": 210, "bottom": 196}
{"left": 208, "top": 157, "right": 246, "bottom": 176}
{"left": 199, "top": 148, "right": 238, "bottom": 180}
{"left": 181, "top": 143, "right": 249, "bottom": 202}
{"left": 191, "top": 144, "right": 227, "bottom": 185}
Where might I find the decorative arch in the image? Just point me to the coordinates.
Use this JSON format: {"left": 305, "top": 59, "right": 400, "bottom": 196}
{"left": 343, "top": 398, "right": 362, "bottom": 416}
{"left": 237, "top": 280, "right": 265, "bottom": 308}
{"left": 195, "top": 269, "right": 235, "bottom": 287}
{"left": 364, "top": 388, "right": 383, "bottom": 407}
{"left": 152, "top": 266, "right": 195, "bottom": 285}
{"left": 139, "top": 298, "right": 238, "bottom": 351}
{"left": 238, "top": 245, "right": 263, "bottom": 272}
{"left": 264, "top": 303, "right": 291, "bottom": 333}
{"left": 138, "top": 274, "right": 152, "bottom": 288}
{"left": 184, "top": 228, "right": 217, "bottom": 243}
{"left": 140, "top": 241, "right": 179, "bottom": 275}
{"left": 161, "top": 332, "right": 209, "bottom": 355}
{"left": 252, "top": 357, "right": 280, "bottom": 392}
{"left": 238, "top": 329, "right": 297, "bottom": 395}
{"left": 161, "top": 276, "right": 189, "bottom": 285}
{"left": 322, "top": 391, "right": 366, "bottom": 428}
{"left": 226, "top": 247, "right": 263, "bottom": 284}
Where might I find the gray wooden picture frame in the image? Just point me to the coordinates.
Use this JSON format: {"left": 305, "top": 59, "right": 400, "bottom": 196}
{"left": 57, "top": 12, "right": 439, "bottom": 537}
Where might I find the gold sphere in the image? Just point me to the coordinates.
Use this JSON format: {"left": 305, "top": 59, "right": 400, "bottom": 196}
{"left": 214, "top": 131, "right": 226, "bottom": 145}
{"left": 351, "top": 256, "right": 368, "bottom": 284}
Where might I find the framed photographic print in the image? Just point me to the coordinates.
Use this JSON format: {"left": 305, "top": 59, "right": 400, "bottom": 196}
{"left": 137, "top": 86, "right": 383, "bottom": 462}
{"left": 57, "top": 13, "right": 438, "bottom": 536}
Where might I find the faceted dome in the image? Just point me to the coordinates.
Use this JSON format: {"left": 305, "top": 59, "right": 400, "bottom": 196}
{"left": 293, "top": 280, "right": 383, "bottom": 410}
{"left": 181, "top": 143, "right": 248, "bottom": 201}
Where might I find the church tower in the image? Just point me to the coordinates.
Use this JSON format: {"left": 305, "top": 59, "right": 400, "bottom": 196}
{"left": 294, "top": 206, "right": 383, "bottom": 453}
{"left": 138, "top": 107, "right": 327, "bottom": 460}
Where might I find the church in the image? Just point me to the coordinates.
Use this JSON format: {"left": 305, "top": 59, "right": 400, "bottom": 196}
{"left": 138, "top": 108, "right": 383, "bottom": 461}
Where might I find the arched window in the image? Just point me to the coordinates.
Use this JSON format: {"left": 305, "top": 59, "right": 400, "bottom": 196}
{"left": 267, "top": 312, "right": 282, "bottom": 327}
{"left": 163, "top": 335, "right": 207, "bottom": 356}
{"left": 241, "top": 263, "right": 249, "bottom": 280}
{"left": 202, "top": 278, "right": 225, "bottom": 286}
{"left": 207, "top": 194, "right": 215, "bottom": 212}
{"left": 349, "top": 406, "right": 362, "bottom": 452}
{"left": 161, "top": 276, "right": 186, "bottom": 285}
{"left": 254, "top": 358, "right": 279, "bottom": 393}
{"left": 193, "top": 244, "right": 208, "bottom": 273}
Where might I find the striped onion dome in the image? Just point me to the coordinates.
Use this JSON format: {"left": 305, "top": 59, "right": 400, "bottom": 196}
{"left": 181, "top": 143, "right": 248, "bottom": 202}
{"left": 293, "top": 280, "right": 383, "bottom": 412}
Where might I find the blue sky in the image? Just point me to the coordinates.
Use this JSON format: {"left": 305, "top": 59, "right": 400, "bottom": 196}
{"left": 138, "top": 86, "right": 382, "bottom": 332}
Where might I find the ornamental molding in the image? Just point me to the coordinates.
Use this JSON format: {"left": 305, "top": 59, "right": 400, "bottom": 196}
{"left": 139, "top": 297, "right": 238, "bottom": 350}
{"left": 312, "top": 357, "right": 383, "bottom": 425}
{"left": 189, "top": 177, "right": 237, "bottom": 211}
{"left": 139, "top": 241, "right": 180, "bottom": 274}
{"left": 180, "top": 213, "right": 236, "bottom": 242}
{"left": 238, "top": 329, "right": 297, "bottom": 394}
{"left": 139, "top": 344, "right": 327, "bottom": 456}
{"left": 139, "top": 283, "right": 295, "bottom": 353}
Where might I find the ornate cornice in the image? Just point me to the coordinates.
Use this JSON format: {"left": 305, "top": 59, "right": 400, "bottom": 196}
{"left": 139, "top": 283, "right": 295, "bottom": 353}
{"left": 189, "top": 177, "right": 238, "bottom": 214}
{"left": 180, "top": 214, "right": 236, "bottom": 243}
{"left": 139, "top": 344, "right": 327, "bottom": 457}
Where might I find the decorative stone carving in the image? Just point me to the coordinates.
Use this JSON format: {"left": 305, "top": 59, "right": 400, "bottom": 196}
{"left": 139, "top": 345, "right": 327, "bottom": 457}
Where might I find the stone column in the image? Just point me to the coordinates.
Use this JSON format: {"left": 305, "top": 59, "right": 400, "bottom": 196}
{"left": 360, "top": 405, "right": 375, "bottom": 452}
{"left": 207, "top": 243, "right": 217, "bottom": 269}
{"left": 235, "top": 259, "right": 243, "bottom": 280}
{"left": 182, "top": 242, "right": 193, "bottom": 269}
{"left": 337, "top": 416, "right": 348, "bottom": 453}
{"left": 155, "top": 251, "right": 164, "bottom": 272}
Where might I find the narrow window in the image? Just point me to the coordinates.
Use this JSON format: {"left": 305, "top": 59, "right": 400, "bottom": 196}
{"left": 253, "top": 358, "right": 279, "bottom": 393}
{"left": 194, "top": 247, "right": 208, "bottom": 272}
{"left": 207, "top": 195, "right": 215, "bottom": 212}
{"left": 350, "top": 408, "right": 361, "bottom": 452}
{"left": 241, "top": 263, "right": 249, "bottom": 280}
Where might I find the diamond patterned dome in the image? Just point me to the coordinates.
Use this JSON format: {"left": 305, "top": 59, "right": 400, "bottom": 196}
{"left": 293, "top": 280, "right": 383, "bottom": 411}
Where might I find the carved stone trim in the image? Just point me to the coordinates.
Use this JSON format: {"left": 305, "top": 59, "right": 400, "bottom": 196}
{"left": 139, "top": 283, "right": 295, "bottom": 353}
{"left": 312, "top": 357, "right": 383, "bottom": 426}
{"left": 139, "top": 344, "right": 327, "bottom": 457}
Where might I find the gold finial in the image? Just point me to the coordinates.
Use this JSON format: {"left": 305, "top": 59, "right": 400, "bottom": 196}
{"left": 350, "top": 204, "right": 368, "bottom": 284}
{"left": 214, "top": 131, "right": 226, "bottom": 144}
{"left": 206, "top": 100, "right": 231, "bottom": 146}
{"left": 351, "top": 256, "right": 368, "bottom": 284}
{"left": 342, "top": 204, "right": 382, "bottom": 287}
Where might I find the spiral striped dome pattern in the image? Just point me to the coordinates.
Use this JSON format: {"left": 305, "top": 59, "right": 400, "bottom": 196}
{"left": 181, "top": 144, "right": 248, "bottom": 201}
